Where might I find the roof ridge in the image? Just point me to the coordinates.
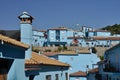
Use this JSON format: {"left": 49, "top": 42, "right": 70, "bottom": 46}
{"left": 0, "top": 34, "right": 29, "bottom": 48}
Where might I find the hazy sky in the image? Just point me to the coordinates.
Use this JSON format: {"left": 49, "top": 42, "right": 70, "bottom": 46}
{"left": 0, "top": 0, "right": 120, "bottom": 30}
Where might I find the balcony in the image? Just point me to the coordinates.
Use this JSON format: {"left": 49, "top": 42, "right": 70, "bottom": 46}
{"left": 103, "top": 63, "right": 120, "bottom": 72}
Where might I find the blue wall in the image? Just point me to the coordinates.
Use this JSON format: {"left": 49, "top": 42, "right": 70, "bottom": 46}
{"left": 70, "top": 76, "right": 86, "bottom": 80}
{"left": 57, "top": 53, "right": 100, "bottom": 74}
{"left": 0, "top": 41, "right": 27, "bottom": 80}
{"left": 26, "top": 65, "right": 69, "bottom": 80}
{"left": 32, "top": 30, "right": 46, "bottom": 47}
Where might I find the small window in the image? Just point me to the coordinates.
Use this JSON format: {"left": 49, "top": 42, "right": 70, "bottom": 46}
{"left": 46, "top": 75, "right": 51, "bottom": 80}
{"left": 65, "top": 73, "right": 68, "bottom": 80}
{"left": 55, "top": 74, "right": 59, "bottom": 80}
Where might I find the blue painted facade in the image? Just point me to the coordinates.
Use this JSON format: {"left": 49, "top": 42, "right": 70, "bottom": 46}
{"left": 70, "top": 77, "right": 86, "bottom": 80}
{"left": 47, "top": 50, "right": 100, "bottom": 80}
{"left": 0, "top": 35, "right": 28, "bottom": 80}
{"left": 47, "top": 28, "right": 67, "bottom": 46}
{"left": 32, "top": 26, "right": 120, "bottom": 47}
{"left": 58, "top": 53, "right": 99, "bottom": 73}
{"left": 26, "top": 65, "right": 69, "bottom": 80}
{"left": 32, "top": 30, "right": 47, "bottom": 47}
{"left": 87, "top": 43, "right": 120, "bottom": 80}
{"left": 87, "top": 30, "right": 111, "bottom": 37}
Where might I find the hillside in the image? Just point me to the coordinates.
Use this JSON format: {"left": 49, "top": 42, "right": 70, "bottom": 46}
{"left": 101, "top": 24, "right": 120, "bottom": 34}
{"left": 0, "top": 30, "right": 20, "bottom": 41}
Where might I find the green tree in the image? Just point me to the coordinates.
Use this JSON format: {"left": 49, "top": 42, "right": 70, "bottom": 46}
{"left": 58, "top": 46, "right": 63, "bottom": 51}
{"left": 99, "top": 56, "right": 104, "bottom": 61}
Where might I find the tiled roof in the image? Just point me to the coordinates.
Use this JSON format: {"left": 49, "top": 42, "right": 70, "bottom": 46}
{"left": 92, "top": 37, "right": 120, "bottom": 40}
{"left": 43, "top": 52, "right": 57, "bottom": 56}
{"left": 67, "top": 36, "right": 83, "bottom": 39}
{"left": 25, "top": 52, "right": 70, "bottom": 67}
{"left": 89, "top": 30, "right": 109, "bottom": 32}
{"left": 70, "top": 71, "right": 86, "bottom": 77}
{"left": 78, "top": 50, "right": 90, "bottom": 54}
{"left": 0, "top": 34, "right": 29, "bottom": 49}
{"left": 97, "top": 60, "right": 106, "bottom": 64}
{"left": 48, "top": 27, "right": 67, "bottom": 30}
{"left": 59, "top": 51, "right": 77, "bottom": 55}
{"left": 88, "top": 68, "right": 98, "bottom": 73}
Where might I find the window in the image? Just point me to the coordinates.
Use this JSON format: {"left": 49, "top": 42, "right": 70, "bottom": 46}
{"left": 65, "top": 73, "right": 68, "bottom": 80}
{"left": 55, "top": 74, "right": 59, "bottom": 80}
{"left": 46, "top": 75, "right": 51, "bottom": 80}
{"left": 29, "top": 75, "right": 34, "bottom": 80}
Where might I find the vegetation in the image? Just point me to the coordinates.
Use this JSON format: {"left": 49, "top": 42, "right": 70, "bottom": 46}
{"left": 44, "top": 49, "right": 51, "bottom": 52}
{"left": 101, "top": 24, "right": 120, "bottom": 34}
{"left": 32, "top": 47, "right": 40, "bottom": 53}
{"left": 57, "top": 46, "right": 68, "bottom": 51}
{"left": 63, "top": 46, "right": 68, "bottom": 50}
{"left": 99, "top": 56, "right": 104, "bottom": 61}
{"left": 58, "top": 46, "right": 63, "bottom": 51}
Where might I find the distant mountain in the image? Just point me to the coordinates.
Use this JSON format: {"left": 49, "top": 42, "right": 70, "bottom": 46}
{"left": 0, "top": 30, "right": 20, "bottom": 41}
{"left": 101, "top": 24, "right": 120, "bottom": 34}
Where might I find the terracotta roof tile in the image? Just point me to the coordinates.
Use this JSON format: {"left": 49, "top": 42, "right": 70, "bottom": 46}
{"left": 43, "top": 52, "right": 57, "bottom": 56}
{"left": 59, "top": 51, "right": 77, "bottom": 55}
{"left": 78, "top": 50, "right": 90, "bottom": 54}
{"left": 70, "top": 71, "right": 86, "bottom": 77}
{"left": 0, "top": 34, "right": 29, "bottom": 49}
{"left": 25, "top": 52, "right": 70, "bottom": 67}
{"left": 67, "top": 36, "right": 83, "bottom": 39}
{"left": 92, "top": 37, "right": 120, "bottom": 40}
{"left": 89, "top": 30, "right": 109, "bottom": 32}
{"left": 48, "top": 27, "right": 67, "bottom": 30}
{"left": 88, "top": 68, "right": 98, "bottom": 73}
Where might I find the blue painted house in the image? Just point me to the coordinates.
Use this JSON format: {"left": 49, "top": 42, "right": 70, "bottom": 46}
{"left": 44, "top": 49, "right": 100, "bottom": 80}
{"left": 87, "top": 68, "right": 98, "bottom": 80}
{"left": 0, "top": 34, "right": 29, "bottom": 80}
{"left": 100, "top": 43, "right": 120, "bottom": 80}
{"left": 25, "top": 52, "right": 70, "bottom": 80}
{"left": 32, "top": 29, "right": 47, "bottom": 47}
{"left": 87, "top": 30, "right": 111, "bottom": 37}
{"left": 87, "top": 43, "right": 120, "bottom": 80}
{"left": 70, "top": 71, "right": 87, "bottom": 80}
{"left": 47, "top": 27, "right": 67, "bottom": 46}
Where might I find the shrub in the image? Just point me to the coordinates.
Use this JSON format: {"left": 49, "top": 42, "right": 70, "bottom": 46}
{"left": 100, "top": 56, "right": 104, "bottom": 60}
{"left": 63, "top": 46, "right": 67, "bottom": 50}
{"left": 44, "top": 49, "right": 51, "bottom": 52}
{"left": 58, "top": 46, "right": 63, "bottom": 51}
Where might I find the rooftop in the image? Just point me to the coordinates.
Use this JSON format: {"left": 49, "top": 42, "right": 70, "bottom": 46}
{"left": 59, "top": 51, "right": 77, "bottom": 55}
{"left": 78, "top": 49, "right": 90, "bottom": 54}
{"left": 88, "top": 68, "right": 98, "bottom": 73}
{"left": 0, "top": 34, "right": 29, "bottom": 49}
{"left": 92, "top": 36, "right": 120, "bottom": 40}
{"left": 48, "top": 27, "right": 67, "bottom": 30}
{"left": 25, "top": 52, "right": 70, "bottom": 67}
{"left": 70, "top": 71, "right": 87, "bottom": 77}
